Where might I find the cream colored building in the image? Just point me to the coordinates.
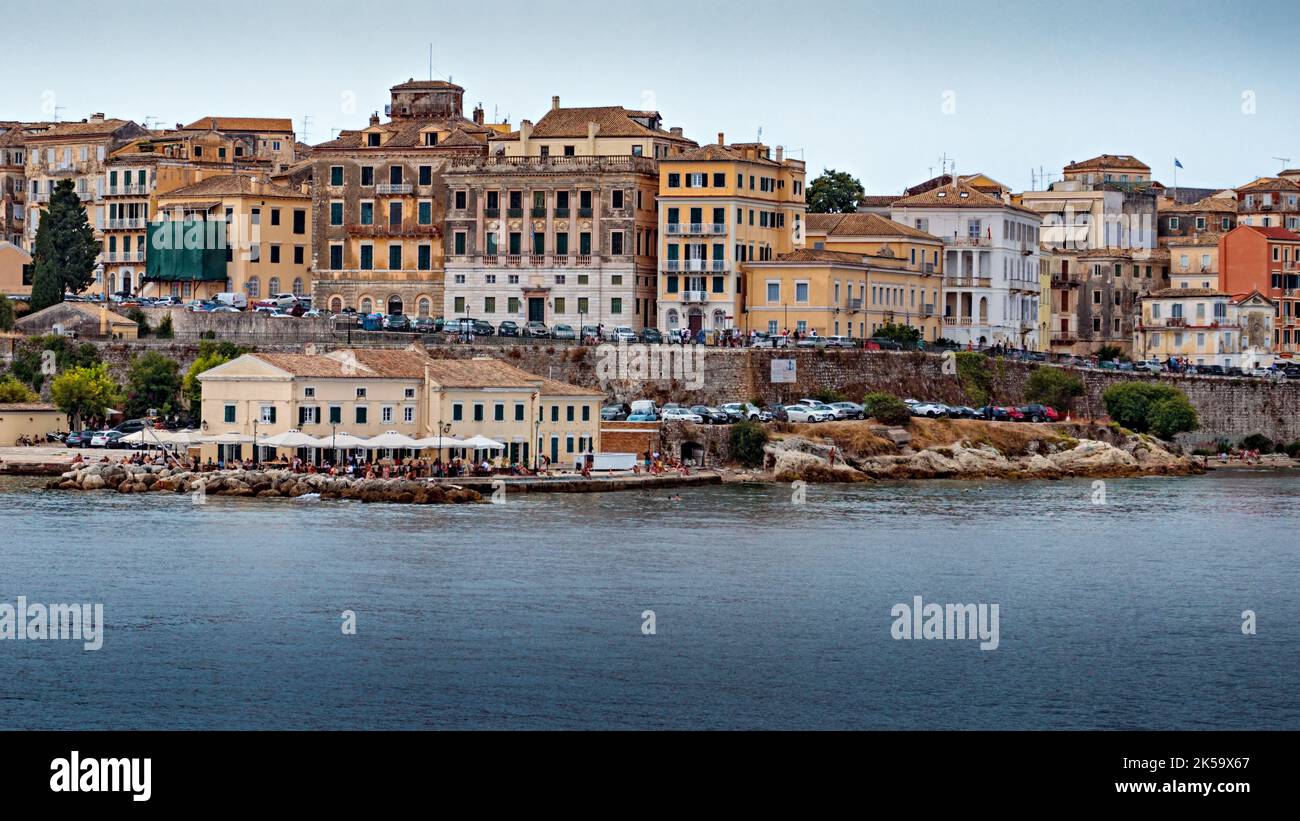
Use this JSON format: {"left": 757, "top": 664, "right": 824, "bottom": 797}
{"left": 1134, "top": 287, "right": 1275, "bottom": 367}
{"left": 0, "top": 403, "right": 68, "bottom": 444}
{"left": 196, "top": 347, "right": 603, "bottom": 467}
{"left": 0, "top": 241, "right": 32, "bottom": 296}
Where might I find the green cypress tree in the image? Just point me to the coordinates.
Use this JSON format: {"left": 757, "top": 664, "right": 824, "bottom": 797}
{"left": 30, "top": 178, "right": 99, "bottom": 311}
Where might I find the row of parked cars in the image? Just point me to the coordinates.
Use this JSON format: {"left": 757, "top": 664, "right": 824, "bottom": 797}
{"left": 903, "top": 399, "right": 1061, "bottom": 422}
{"left": 61, "top": 418, "right": 161, "bottom": 449}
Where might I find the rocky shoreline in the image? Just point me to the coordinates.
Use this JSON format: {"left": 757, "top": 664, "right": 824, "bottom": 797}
{"left": 46, "top": 464, "right": 483, "bottom": 504}
{"left": 759, "top": 419, "right": 1209, "bottom": 483}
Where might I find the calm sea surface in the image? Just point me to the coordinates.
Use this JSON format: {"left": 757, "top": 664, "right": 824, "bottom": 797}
{"left": 0, "top": 471, "right": 1297, "bottom": 730}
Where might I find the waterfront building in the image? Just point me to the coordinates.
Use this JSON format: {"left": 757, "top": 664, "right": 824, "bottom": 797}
{"left": 443, "top": 98, "right": 693, "bottom": 331}
{"left": 889, "top": 180, "right": 1042, "bottom": 348}
{"left": 0, "top": 402, "right": 68, "bottom": 444}
{"left": 654, "top": 136, "right": 805, "bottom": 335}
{"left": 742, "top": 248, "right": 937, "bottom": 340}
{"left": 1134, "top": 287, "right": 1275, "bottom": 368}
{"left": 196, "top": 347, "right": 603, "bottom": 466}
{"left": 1219, "top": 224, "right": 1300, "bottom": 355}
{"left": 0, "top": 124, "right": 35, "bottom": 249}
{"left": 309, "top": 80, "right": 500, "bottom": 318}
{"left": 801, "top": 212, "right": 943, "bottom": 340}
{"left": 151, "top": 175, "right": 312, "bottom": 303}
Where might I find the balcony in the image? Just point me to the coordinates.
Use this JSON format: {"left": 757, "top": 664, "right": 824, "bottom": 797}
{"left": 344, "top": 223, "right": 440, "bottom": 238}
{"left": 951, "top": 236, "right": 991, "bottom": 247}
{"left": 530, "top": 207, "right": 547, "bottom": 218}
{"left": 847, "top": 298, "right": 864, "bottom": 311}
{"left": 711, "top": 259, "right": 728, "bottom": 272}
{"left": 376, "top": 183, "right": 412, "bottom": 195}
{"left": 943, "top": 317, "right": 976, "bottom": 326}
{"left": 445, "top": 154, "right": 659, "bottom": 176}
{"left": 681, "top": 290, "right": 710, "bottom": 303}
{"left": 505, "top": 254, "right": 522, "bottom": 266}
{"left": 943, "top": 276, "right": 992, "bottom": 288}
{"left": 554, "top": 207, "right": 570, "bottom": 218}
{"left": 484, "top": 208, "right": 500, "bottom": 218}
{"left": 107, "top": 218, "right": 146, "bottom": 230}
{"left": 577, "top": 207, "right": 593, "bottom": 218}
{"left": 507, "top": 208, "right": 523, "bottom": 218}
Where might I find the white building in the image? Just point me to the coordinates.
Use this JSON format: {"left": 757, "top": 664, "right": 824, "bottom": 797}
{"left": 890, "top": 181, "right": 1042, "bottom": 348}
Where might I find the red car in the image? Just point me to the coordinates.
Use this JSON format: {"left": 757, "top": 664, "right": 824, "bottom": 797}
{"left": 1016, "top": 404, "right": 1059, "bottom": 422}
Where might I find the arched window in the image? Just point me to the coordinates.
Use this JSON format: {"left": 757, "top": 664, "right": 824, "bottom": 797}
{"left": 978, "top": 296, "right": 989, "bottom": 323}
{"left": 329, "top": 296, "right": 343, "bottom": 313}
{"left": 245, "top": 276, "right": 261, "bottom": 298}
{"left": 268, "top": 276, "right": 280, "bottom": 296}
{"left": 359, "top": 296, "right": 373, "bottom": 314}
{"left": 418, "top": 297, "right": 431, "bottom": 317}
{"left": 712, "top": 309, "right": 727, "bottom": 328}
{"left": 293, "top": 277, "right": 304, "bottom": 296}
{"left": 666, "top": 309, "right": 679, "bottom": 328}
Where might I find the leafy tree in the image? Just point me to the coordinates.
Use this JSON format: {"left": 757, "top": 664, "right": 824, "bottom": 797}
{"left": 0, "top": 375, "right": 37, "bottom": 403}
{"left": 1102, "top": 382, "right": 1187, "bottom": 434}
{"left": 7, "top": 334, "right": 102, "bottom": 392}
{"left": 863, "top": 391, "right": 911, "bottom": 426}
{"left": 50, "top": 363, "right": 121, "bottom": 429}
{"left": 1240, "top": 433, "right": 1273, "bottom": 453}
{"left": 183, "top": 340, "right": 247, "bottom": 409}
{"left": 1095, "top": 345, "right": 1123, "bottom": 362}
{"left": 1147, "top": 395, "right": 1198, "bottom": 439}
{"left": 806, "top": 169, "right": 865, "bottom": 214}
{"left": 955, "top": 351, "right": 992, "bottom": 406}
{"left": 876, "top": 322, "right": 922, "bottom": 347}
{"left": 1024, "top": 366, "right": 1084, "bottom": 411}
{"left": 124, "top": 352, "right": 182, "bottom": 417}
{"left": 29, "top": 179, "right": 99, "bottom": 310}
{"left": 156, "top": 314, "right": 174, "bottom": 339}
{"left": 0, "top": 296, "right": 14, "bottom": 331}
{"left": 729, "top": 421, "right": 770, "bottom": 467}
{"left": 126, "top": 307, "right": 151, "bottom": 337}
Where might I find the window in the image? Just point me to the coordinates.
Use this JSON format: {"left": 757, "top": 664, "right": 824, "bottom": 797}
{"left": 767, "top": 282, "right": 780, "bottom": 303}
{"left": 403, "top": 406, "right": 414, "bottom": 423}
{"left": 494, "top": 403, "right": 505, "bottom": 422}
{"left": 330, "top": 166, "right": 343, "bottom": 186}
{"left": 473, "top": 404, "right": 484, "bottom": 422}
{"left": 795, "top": 282, "right": 809, "bottom": 302}
{"left": 330, "top": 202, "right": 343, "bottom": 225}
{"left": 223, "top": 404, "right": 236, "bottom": 424}
{"left": 355, "top": 406, "right": 368, "bottom": 424}
{"left": 452, "top": 403, "right": 463, "bottom": 422}
{"left": 381, "top": 406, "right": 393, "bottom": 423}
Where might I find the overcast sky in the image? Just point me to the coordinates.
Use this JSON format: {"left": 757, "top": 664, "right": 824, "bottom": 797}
{"left": 6, "top": 0, "right": 1296, "bottom": 193}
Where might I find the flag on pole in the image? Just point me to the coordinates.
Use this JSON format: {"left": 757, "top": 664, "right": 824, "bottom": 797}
{"left": 1174, "top": 158, "right": 1184, "bottom": 169}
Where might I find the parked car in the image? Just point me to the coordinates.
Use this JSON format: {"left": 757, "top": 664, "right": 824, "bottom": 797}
{"left": 720, "top": 402, "right": 770, "bottom": 422}
{"left": 689, "top": 405, "right": 730, "bottom": 424}
{"left": 1097, "top": 360, "right": 1119, "bottom": 371}
{"left": 111, "top": 418, "right": 150, "bottom": 437}
{"left": 213, "top": 291, "right": 248, "bottom": 310}
{"left": 1203, "top": 364, "right": 1226, "bottom": 376}
{"left": 783, "top": 404, "right": 835, "bottom": 423}
{"left": 580, "top": 325, "right": 602, "bottom": 342}
{"left": 829, "top": 401, "right": 864, "bottom": 419}
{"left": 524, "top": 321, "right": 551, "bottom": 338}
{"left": 89, "top": 430, "right": 122, "bottom": 448}
{"left": 1017, "top": 404, "right": 1060, "bottom": 422}
{"left": 64, "top": 430, "right": 93, "bottom": 448}
{"left": 600, "top": 405, "right": 628, "bottom": 421}
{"left": 865, "top": 337, "right": 903, "bottom": 351}
{"left": 824, "top": 336, "right": 857, "bottom": 349}
{"left": 976, "top": 405, "right": 1011, "bottom": 421}
{"left": 626, "top": 412, "right": 659, "bottom": 422}
{"left": 795, "top": 336, "right": 828, "bottom": 349}
{"left": 640, "top": 327, "right": 663, "bottom": 344}
{"left": 210, "top": 305, "right": 241, "bottom": 313}
{"left": 552, "top": 324, "right": 577, "bottom": 340}
{"left": 414, "top": 317, "right": 438, "bottom": 333}
{"left": 796, "top": 399, "right": 847, "bottom": 419}
{"left": 910, "top": 402, "right": 951, "bottom": 418}
{"left": 472, "top": 320, "right": 495, "bottom": 336}
{"left": 947, "top": 405, "right": 980, "bottom": 419}
{"left": 749, "top": 332, "right": 788, "bottom": 349}
{"left": 661, "top": 407, "right": 705, "bottom": 423}
{"left": 498, "top": 320, "right": 520, "bottom": 337}
{"left": 383, "top": 314, "right": 411, "bottom": 331}
{"left": 610, "top": 326, "right": 637, "bottom": 343}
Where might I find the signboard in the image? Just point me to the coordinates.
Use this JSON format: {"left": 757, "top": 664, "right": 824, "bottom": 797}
{"left": 771, "top": 358, "right": 796, "bottom": 384}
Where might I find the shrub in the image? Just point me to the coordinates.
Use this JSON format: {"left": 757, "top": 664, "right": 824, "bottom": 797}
{"left": 862, "top": 391, "right": 911, "bottom": 426}
{"left": 0, "top": 375, "right": 37, "bottom": 403}
{"left": 1281, "top": 440, "right": 1300, "bottom": 458}
{"left": 1101, "top": 382, "right": 1185, "bottom": 433}
{"left": 126, "top": 307, "right": 151, "bottom": 337}
{"left": 1146, "top": 395, "right": 1199, "bottom": 439}
{"left": 954, "top": 351, "right": 992, "bottom": 406}
{"left": 1024, "top": 366, "right": 1083, "bottom": 411}
{"left": 1096, "top": 345, "right": 1123, "bottom": 362}
{"left": 156, "top": 314, "right": 174, "bottom": 339}
{"left": 1240, "top": 433, "right": 1274, "bottom": 453}
{"left": 0, "top": 296, "right": 14, "bottom": 331}
{"left": 728, "top": 421, "right": 769, "bottom": 467}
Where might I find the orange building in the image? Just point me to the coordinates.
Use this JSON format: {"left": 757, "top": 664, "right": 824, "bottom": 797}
{"left": 1219, "top": 224, "right": 1300, "bottom": 356}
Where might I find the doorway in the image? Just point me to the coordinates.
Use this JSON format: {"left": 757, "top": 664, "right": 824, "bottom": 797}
{"left": 528, "top": 297, "right": 545, "bottom": 322}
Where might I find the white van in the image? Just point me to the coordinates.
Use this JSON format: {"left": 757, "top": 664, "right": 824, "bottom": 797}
{"left": 629, "top": 400, "right": 658, "bottom": 417}
{"left": 214, "top": 292, "right": 247, "bottom": 310}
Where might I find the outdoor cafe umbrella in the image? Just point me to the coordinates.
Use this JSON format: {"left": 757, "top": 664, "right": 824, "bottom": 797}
{"left": 362, "top": 430, "right": 422, "bottom": 450}
{"left": 119, "top": 428, "right": 174, "bottom": 449}
{"left": 200, "top": 431, "right": 255, "bottom": 444}
{"left": 167, "top": 429, "right": 203, "bottom": 446}
{"left": 460, "top": 435, "right": 505, "bottom": 450}
{"left": 258, "top": 430, "right": 325, "bottom": 448}
{"left": 412, "top": 434, "right": 464, "bottom": 450}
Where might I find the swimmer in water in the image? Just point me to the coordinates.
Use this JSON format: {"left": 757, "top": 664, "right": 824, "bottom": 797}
{"left": 669, "top": 494, "right": 682, "bottom": 501}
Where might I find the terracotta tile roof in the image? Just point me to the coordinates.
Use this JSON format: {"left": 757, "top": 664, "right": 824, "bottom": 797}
{"left": 538, "top": 376, "right": 604, "bottom": 397}
{"left": 752, "top": 248, "right": 872, "bottom": 266}
{"left": 1165, "top": 232, "right": 1223, "bottom": 246}
{"left": 858, "top": 195, "right": 901, "bottom": 207}
{"left": 1230, "top": 289, "right": 1274, "bottom": 304}
{"left": 438, "top": 127, "right": 486, "bottom": 148}
{"left": 1064, "top": 154, "right": 1150, "bottom": 172}
{"left": 390, "top": 79, "right": 464, "bottom": 92}
{"left": 1236, "top": 176, "right": 1300, "bottom": 192}
{"left": 24, "top": 119, "right": 141, "bottom": 140}
{"left": 1240, "top": 224, "right": 1300, "bottom": 241}
{"left": 162, "top": 174, "right": 309, "bottom": 199}
{"left": 1164, "top": 195, "right": 1237, "bottom": 213}
{"left": 527, "top": 106, "right": 674, "bottom": 140}
{"left": 313, "top": 116, "right": 491, "bottom": 151}
{"left": 670, "top": 143, "right": 780, "bottom": 166}
{"left": 182, "top": 117, "right": 294, "bottom": 133}
{"left": 892, "top": 181, "right": 1038, "bottom": 215}
{"left": 806, "top": 212, "right": 939, "bottom": 241}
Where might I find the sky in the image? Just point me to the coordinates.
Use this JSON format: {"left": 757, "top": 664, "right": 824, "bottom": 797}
{"left": 6, "top": 0, "right": 1298, "bottom": 194}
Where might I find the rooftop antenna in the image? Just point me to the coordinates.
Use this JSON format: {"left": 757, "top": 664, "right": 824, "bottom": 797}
{"left": 301, "top": 115, "right": 313, "bottom": 144}
{"left": 1274, "top": 156, "right": 1292, "bottom": 169}
{"left": 142, "top": 115, "right": 158, "bottom": 131}
{"left": 756, "top": 126, "right": 763, "bottom": 143}
{"left": 428, "top": 43, "right": 433, "bottom": 81}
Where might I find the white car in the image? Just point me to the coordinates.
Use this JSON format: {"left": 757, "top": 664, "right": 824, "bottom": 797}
{"left": 611, "top": 326, "right": 638, "bottom": 342}
{"left": 910, "top": 402, "right": 951, "bottom": 417}
{"left": 721, "top": 402, "right": 769, "bottom": 421}
{"left": 661, "top": 408, "right": 704, "bottom": 423}
{"left": 89, "top": 430, "right": 115, "bottom": 447}
{"left": 797, "top": 399, "right": 844, "bottom": 418}
{"left": 784, "top": 405, "right": 835, "bottom": 423}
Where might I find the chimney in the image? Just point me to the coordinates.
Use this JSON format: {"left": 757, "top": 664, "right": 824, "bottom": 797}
{"left": 670, "top": 127, "right": 682, "bottom": 137}
{"left": 473, "top": 104, "right": 485, "bottom": 125}
{"left": 369, "top": 112, "right": 380, "bottom": 127}
{"left": 717, "top": 132, "right": 725, "bottom": 146}
{"left": 551, "top": 95, "right": 560, "bottom": 111}
{"left": 520, "top": 119, "right": 533, "bottom": 153}
{"left": 89, "top": 113, "right": 105, "bottom": 122}
{"left": 776, "top": 145, "right": 784, "bottom": 162}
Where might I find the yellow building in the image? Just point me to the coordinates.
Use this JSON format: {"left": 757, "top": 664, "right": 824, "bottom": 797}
{"left": 0, "top": 240, "right": 32, "bottom": 296}
{"left": 656, "top": 136, "right": 805, "bottom": 335}
{"left": 1167, "top": 235, "right": 1220, "bottom": 289}
{"left": 802, "top": 212, "right": 944, "bottom": 340}
{"left": 1134, "top": 288, "right": 1275, "bottom": 367}
{"left": 0, "top": 403, "right": 68, "bottom": 445}
{"left": 152, "top": 175, "right": 312, "bottom": 302}
{"left": 743, "top": 248, "right": 938, "bottom": 341}
{"left": 196, "top": 347, "right": 603, "bottom": 467}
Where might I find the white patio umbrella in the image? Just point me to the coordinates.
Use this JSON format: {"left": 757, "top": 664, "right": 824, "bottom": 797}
{"left": 363, "top": 430, "right": 421, "bottom": 449}
{"left": 322, "top": 432, "right": 370, "bottom": 450}
{"left": 259, "top": 429, "right": 325, "bottom": 448}
{"left": 412, "top": 434, "right": 464, "bottom": 449}
{"left": 168, "top": 429, "right": 203, "bottom": 445}
{"left": 201, "top": 431, "right": 255, "bottom": 444}
{"left": 119, "top": 429, "right": 167, "bottom": 445}
{"left": 460, "top": 435, "right": 505, "bottom": 450}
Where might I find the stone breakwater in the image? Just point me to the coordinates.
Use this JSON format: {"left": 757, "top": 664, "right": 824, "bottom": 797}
{"left": 47, "top": 464, "right": 483, "bottom": 504}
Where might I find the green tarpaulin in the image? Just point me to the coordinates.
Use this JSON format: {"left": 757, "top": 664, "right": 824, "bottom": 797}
{"left": 144, "top": 221, "right": 228, "bottom": 282}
